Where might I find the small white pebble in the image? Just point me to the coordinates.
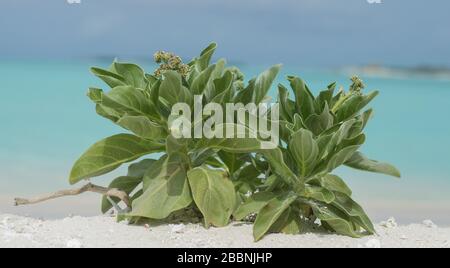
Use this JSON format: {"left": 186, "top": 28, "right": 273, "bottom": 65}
{"left": 13, "top": 226, "right": 26, "bottom": 234}
{"left": 66, "top": 239, "right": 82, "bottom": 248}
{"left": 170, "top": 224, "right": 186, "bottom": 234}
{"left": 170, "top": 235, "right": 180, "bottom": 240}
{"left": 400, "top": 235, "right": 408, "bottom": 240}
{"left": 144, "top": 224, "right": 150, "bottom": 229}
{"left": 422, "top": 220, "right": 437, "bottom": 228}
{"left": 380, "top": 217, "right": 397, "bottom": 229}
{"left": 365, "top": 239, "right": 381, "bottom": 248}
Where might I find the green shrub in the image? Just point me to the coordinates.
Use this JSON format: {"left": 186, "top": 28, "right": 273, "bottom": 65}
{"left": 241, "top": 76, "right": 401, "bottom": 240}
{"left": 69, "top": 43, "right": 399, "bottom": 241}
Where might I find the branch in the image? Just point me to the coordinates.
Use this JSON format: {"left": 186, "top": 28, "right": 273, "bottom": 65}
{"left": 14, "top": 183, "right": 131, "bottom": 208}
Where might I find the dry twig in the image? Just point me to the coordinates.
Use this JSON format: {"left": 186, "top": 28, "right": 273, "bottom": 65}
{"left": 14, "top": 183, "right": 130, "bottom": 208}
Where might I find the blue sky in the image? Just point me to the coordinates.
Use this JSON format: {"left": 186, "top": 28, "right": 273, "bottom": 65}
{"left": 0, "top": 0, "right": 449, "bottom": 67}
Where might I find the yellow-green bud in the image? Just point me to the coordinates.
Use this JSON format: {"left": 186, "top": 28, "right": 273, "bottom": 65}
{"left": 153, "top": 49, "right": 190, "bottom": 77}
{"left": 350, "top": 76, "right": 365, "bottom": 92}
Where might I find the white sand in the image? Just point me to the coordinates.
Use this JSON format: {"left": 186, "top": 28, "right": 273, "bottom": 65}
{"left": 1, "top": 214, "right": 449, "bottom": 248}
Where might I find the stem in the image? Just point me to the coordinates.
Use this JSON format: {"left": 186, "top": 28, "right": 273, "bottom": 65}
{"left": 14, "top": 183, "right": 131, "bottom": 208}
{"left": 331, "top": 93, "right": 351, "bottom": 114}
{"left": 332, "top": 76, "right": 365, "bottom": 114}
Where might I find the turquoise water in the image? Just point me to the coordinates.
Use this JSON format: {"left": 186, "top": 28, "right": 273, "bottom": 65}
{"left": 1, "top": 60, "right": 449, "bottom": 222}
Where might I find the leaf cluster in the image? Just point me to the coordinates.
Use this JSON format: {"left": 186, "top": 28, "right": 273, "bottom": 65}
{"left": 70, "top": 43, "right": 400, "bottom": 241}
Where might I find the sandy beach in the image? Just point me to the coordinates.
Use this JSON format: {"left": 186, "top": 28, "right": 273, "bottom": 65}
{"left": 1, "top": 214, "right": 449, "bottom": 248}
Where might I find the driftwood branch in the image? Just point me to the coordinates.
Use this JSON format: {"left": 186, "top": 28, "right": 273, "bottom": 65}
{"left": 14, "top": 183, "right": 131, "bottom": 208}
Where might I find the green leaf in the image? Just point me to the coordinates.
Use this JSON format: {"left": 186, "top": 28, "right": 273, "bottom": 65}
{"left": 195, "top": 123, "right": 270, "bottom": 153}
{"left": 278, "top": 84, "right": 295, "bottom": 121}
{"left": 304, "top": 186, "right": 335, "bottom": 203}
{"left": 95, "top": 104, "right": 122, "bottom": 122}
{"left": 329, "top": 119, "right": 356, "bottom": 145}
{"left": 234, "top": 79, "right": 255, "bottom": 104}
{"left": 310, "top": 202, "right": 362, "bottom": 238}
{"left": 321, "top": 119, "right": 357, "bottom": 158}
{"left": 117, "top": 115, "right": 166, "bottom": 140}
{"left": 289, "top": 76, "right": 316, "bottom": 117}
{"left": 316, "top": 133, "right": 333, "bottom": 158}
{"left": 211, "top": 70, "right": 234, "bottom": 103}
{"left": 127, "top": 159, "right": 157, "bottom": 178}
{"left": 216, "top": 151, "right": 242, "bottom": 175}
{"left": 260, "top": 148, "right": 298, "bottom": 185}
{"left": 215, "top": 70, "right": 233, "bottom": 92}
{"left": 187, "top": 166, "right": 236, "bottom": 227}
{"left": 279, "top": 120, "right": 293, "bottom": 143}
{"left": 130, "top": 153, "right": 192, "bottom": 219}
{"left": 253, "top": 65, "right": 281, "bottom": 105}
{"left": 150, "top": 80, "right": 161, "bottom": 109}
{"left": 288, "top": 129, "right": 319, "bottom": 177}
{"left": 345, "top": 152, "right": 401, "bottom": 178}
{"left": 269, "top": 208, "right": 302, "bottom": 235}
{"left": 91, "top": 67, "right": 126, "bottom": 88}
{"left": 251, "top": 154, "right": 269, "bottom": 174}
{"left": 101, "top": 158, "right": 156, "bottom": 213}
{"left": 233, "top": 65, "right": 280, "bottom": 105}
{"left": 198, "top": 137, "right": 267, "bottom": 153}
{"left": 102, "top": 86, "right": 159, "bottom": 120}
{"left": 332, "top": 192, "right": 376, "bottom": 234}
{"left": 253, "top": 192, "right": 298, "bottom": 241}
{"left": 347, "top": 109, "right": 373, "bottom": 138}
{"left": 88, "top": 87, "right": 162, "bottom": 131}
{"left": 304, "top": 104, "right": 334, "bottom": 135}
{"left": 326, "top": 145, "right": 360, "bottom": 173}
{"left": 113, "top": 62, "right": 147, "bottom": 89}
{"left": 159, "top": 71, "right": 192, "bottom": 105}
{"left": 145, "top": 73, "right": 157, "bottom": 89}
{"left": 360, "top": 109, "right": 374, "bottom": 130}
{"left": 261, "top": 174, "right": 283, "bottom": 192}
{"left": 196, "top": 43, "right": 217, "bottom": 72}
{"left": 279, "top": 209, "right": 302, "bottom": 235}
{"left": 233, "top": 192, "right": 275, "bottom": 221}
{"left": 69, "top": 134, "right": 164, "bottom": 184}
{"left": 87, "top": 88, "right": 122, "bottom": 122}
{"left": 339, "top": 133, "right": 366, "bottom": 149}
{"left": 210, "top": 59, "right": 226, "bottom": 80}
{"left": 335, "top": 91, "right": 378, "bottom": 122}
{"left": 236, "top": 164, "right": 261, "bottom": 181}
{"left": 87, "top": 87, "right": 104, "bottom": 103}
{"left": 204, "top": 157, "right": 227, "bottom": 169}
{"left": 289, "top": 114, "right": 307, "bottom": 132}
{"left": 191, "top": 64, "right": 216, "bottom": 95}
{"left": 315, "top": 85, "right": 335, "bottom": 110}
{"left": 190, "top": 148, "right": 216, "bottom": 167}
{"left": 319, "top": 174, "right": 352, "bottom": 196}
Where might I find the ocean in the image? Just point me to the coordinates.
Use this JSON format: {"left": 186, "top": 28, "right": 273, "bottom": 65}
{"left": 1, "top": 60, "right": 449, "bottom": 224}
